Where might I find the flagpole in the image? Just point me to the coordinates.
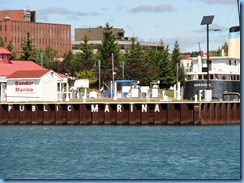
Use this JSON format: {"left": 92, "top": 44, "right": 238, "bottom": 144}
{"left": 207, "top": 24, "right": 210, "bottom": 90}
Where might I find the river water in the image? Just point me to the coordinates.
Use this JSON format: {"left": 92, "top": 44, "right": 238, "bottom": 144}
{"left": 0, "top": 125, "right": 240, "bottom": 179}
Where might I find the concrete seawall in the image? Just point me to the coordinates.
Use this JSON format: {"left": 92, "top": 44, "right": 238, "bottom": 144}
{"left": 0, "top": 102, "right": 240, "bottom": 125}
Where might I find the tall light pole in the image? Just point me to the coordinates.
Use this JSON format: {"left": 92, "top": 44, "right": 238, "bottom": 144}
{"left": 94, "top": 60, "right": 101, "bottom": 90}
{"left": 120, "top": 61, "right": 124, "bottom": 79}
{"left": 201, "top": 15, "right": 214, "bottom": 101}
{"left": 98, "top": 59, "right": 101, "bottom": 90}
{"left": 111, "top": 53, "right": 117, "bottom": 100}
{"left": 112, "top": 53, "right": 114, "bottom": 91}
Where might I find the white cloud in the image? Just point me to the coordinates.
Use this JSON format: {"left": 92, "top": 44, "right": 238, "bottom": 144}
{"left": 205, "top": 0, "right": 235, "bottom": 4}
{"left": 37, "top": 7, "right": 98, "bottom": 21}
{"left": 129, "top": 4, "right": 174, "bottom": 13}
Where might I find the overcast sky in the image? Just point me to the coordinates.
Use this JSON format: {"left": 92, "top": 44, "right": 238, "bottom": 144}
{"left": 1, "top": 0, "right": 241, "bottom": 52}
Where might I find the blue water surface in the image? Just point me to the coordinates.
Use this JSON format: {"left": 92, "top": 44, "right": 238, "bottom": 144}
{"left": 0, "top": 125, "right": 240, "bottom": 180}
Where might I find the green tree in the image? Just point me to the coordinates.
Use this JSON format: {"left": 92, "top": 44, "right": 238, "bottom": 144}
{"left": 124, "top": 59, "right": 160, "bottom": 85}
{"left": 76, "top": 68, "right": 97, "bottom": 87}
{"left": 80, "top": 35, "right": 93, "bottom": 62}
{"left": 125, "top": 37, "right": 144, "bottom": 61}
{"left": 123, "top": 38, "right": 160, "bottom": 85}
{"left": 144, "top": 49, "right": 158, "bottom": 67}
{"left": 171, "top": 40, "right": 185, "bottom": 85}
{"left": 59, "top": 51, "right": 75, "bottom": 76}
{"left": 210, "top": 42, "right": 228, "bottom": 56}
{"left": 20, "top": 32, "right": 37, "bottom": 61}
{"left": 7, "top": 41, "right": 17, "bottom": 60}
{"left": 78, "top": 35, "right": 94, "bottom": 72}
{"left": 97, "top": 23, "right": 120, "bottom": 83}
{"left": 0, "top": 37, "right": 5, "bottom": 47}
{"left": 43, "top": 45, "right": 58, "bottom": 69}
{"left": 156, "top": 40, "right": 175, "bottom": 88}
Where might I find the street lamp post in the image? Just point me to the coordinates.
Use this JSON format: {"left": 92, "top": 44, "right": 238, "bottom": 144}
{"left": 94, "top": 60, "right": 101, "bottom": 90}
{"left": 98, "top": 59, "right": 101, "bottom": 91}
{"left": 112, "top": 53, "right": 114, "bottom": 91}
{"left": 201, "top": 15, "right": 214, "bottom": 101}
{"left": 120, "top": 61, "right": 124, "bottom": 79}
{"left": 111, "top": 53, "right": 117, "bottom": 100}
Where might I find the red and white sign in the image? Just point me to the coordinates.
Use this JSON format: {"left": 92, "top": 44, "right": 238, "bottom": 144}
{"left": 14, "top": 80, "right": 35, "bottom": 93}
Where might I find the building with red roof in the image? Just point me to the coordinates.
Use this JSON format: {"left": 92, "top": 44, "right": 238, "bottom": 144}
{"left": 0, "top": 47, "right": 69, "bottom": 102}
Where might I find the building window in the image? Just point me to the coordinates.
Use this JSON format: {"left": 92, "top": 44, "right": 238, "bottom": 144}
{"left": 5, "top": 25, "right": 7, "bottom": 31}
{"left": 229, "top": 60, "right": 231, "bottom": 65}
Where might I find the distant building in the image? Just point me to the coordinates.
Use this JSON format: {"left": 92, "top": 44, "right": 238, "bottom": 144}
{"left": 75, "top": 26, "right": 125, "bottom": 41}
{"left": 0, "top": 9, "right": 71, "bottom": 56}
{"left": 179, "top": 53, "right": 192, "bottom": 73}
{"left": 72, "top": 26, "right": 160, "bottom": 54}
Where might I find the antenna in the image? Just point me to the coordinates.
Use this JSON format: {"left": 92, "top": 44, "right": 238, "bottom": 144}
{"left": 198, "top": 42, "right": 201, "bottom": 54}
{"left": 237, "top": 0, "right": 240, "bottom": 26}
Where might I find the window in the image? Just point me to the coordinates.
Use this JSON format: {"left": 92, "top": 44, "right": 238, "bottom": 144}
{"left": 229, "top": 60, "right": 231, "bottom": 65}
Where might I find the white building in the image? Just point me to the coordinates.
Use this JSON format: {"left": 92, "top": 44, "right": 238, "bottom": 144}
{"left": 0, "top": 46, "right": 69, "bottom": 102}
{"left": 6, "top": 70, "right": 64, "bottom": 102}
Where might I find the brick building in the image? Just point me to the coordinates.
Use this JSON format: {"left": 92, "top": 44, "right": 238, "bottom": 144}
{"left": 0, "top": 9, "right": 71, "bottom": 56}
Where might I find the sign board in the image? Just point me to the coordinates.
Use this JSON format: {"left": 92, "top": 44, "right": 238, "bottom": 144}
{"left": 14, "top": 80, "right": 37, "bottom": 93}
{"left": 141, "top": 86, "right": 149, "bottom": 93}
{"left": 74, "top": 79, "right": 89, "bottom": 88}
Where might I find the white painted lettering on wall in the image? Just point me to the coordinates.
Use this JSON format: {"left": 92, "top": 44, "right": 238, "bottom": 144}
{"left": 91, "top": 104, "right": 98, "bottom": 112}
{"left": 67, "top": 105, "right": 72, "bottom": 111}
{"left": 105, "top": 105, "right": 109, "bottom": 112}
{"left": 20, "top": 105, "right": 24, "bottom": 112}
{"left": 155, "top": 104, "right": 160, "bottom": 112}
{"left": 11, "top": 104, "right": 162, "bottom": 113}
{"left": 117, "top": 104, "right": 122, "bottom": 112}
{"left": 142, "top": 104, "right": 147, "bottom": 112}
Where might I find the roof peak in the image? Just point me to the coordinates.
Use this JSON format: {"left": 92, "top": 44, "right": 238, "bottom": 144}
{"left": 0, "top": 47, "right": 12, "bottom": 55}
